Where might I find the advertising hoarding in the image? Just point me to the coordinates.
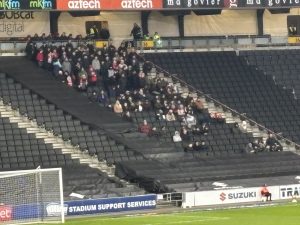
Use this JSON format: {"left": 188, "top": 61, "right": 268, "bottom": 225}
{"left": 56, "top": 0, "right": 162, "bottom": 10}
{"left": 0, "top": 0, "right": 55, "bottom": 10}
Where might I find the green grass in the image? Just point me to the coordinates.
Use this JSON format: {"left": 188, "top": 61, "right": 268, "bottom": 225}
{"left": 47, "top": 203, "right": 300, "bottom": 225}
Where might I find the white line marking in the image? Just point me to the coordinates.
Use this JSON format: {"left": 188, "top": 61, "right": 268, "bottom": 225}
{"left": 141, "top": 217, "right": 230, "bottom": 225}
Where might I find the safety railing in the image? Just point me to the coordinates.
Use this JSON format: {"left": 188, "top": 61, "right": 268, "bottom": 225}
{"left": 0, "top": 36, "right": 294, "bottom": 53}
{"left": 0, "top": 39, "right": 111, "bottom": 53}
{"left": 136, "top": 35, "right": 294, "bottom": 52}
{"left": 137, "top": 53, "right": 300, "bottom": 151}
{"left": 0, "top": 36, "right": 299, "bottom": 149}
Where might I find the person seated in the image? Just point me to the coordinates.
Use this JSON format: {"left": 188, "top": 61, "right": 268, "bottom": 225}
{"left": 240, "top": 120, "right": 248, "bottom": 133}
{"left": 252, "top": 138, "right": 265, "bottom": 152}
{"left": 272, "top": 142, "right": 283, "bottom": 152}
{"left": 123, "top": 111, "right": 133, "bottom": 122}
{"left": 190, "top": 141, "right": 201, "bottom": 151}
{"left": 193, "top": 122, "right": 209, "bottom": 135}
{"left": 201, "top": 122, "right": 209, "bottom": 135}
{"left": 265, "top": 133, "right": 283, "bottom": 152}
{"left": 165, "top": 109, "right": 176, "bottom": 122}
{"left": 136, "top": 101, "right": 143, "bottom": 112}
{"left": 98, "top": 90, "right": 109, "bottom": 107}
{"left": 210, "top": 112, "right": 225, "bottom": 123}
{"left": 78, "top": 69, "right": 88, "bottom": 91}
{"left": 113, "top": 100, "right": 123, "bottom": 114}
{"left": 173, "top": 131, "right": 182, "bottom": 143}
{"left": 245, "top": 142, "right": 256, "bottom": 154}
{"left": 143, "top": 99, "right": 152, "bottom": 111}
{"left": 153, "top": 98, "right": 163, "bottom": 111}
{"left": 180, "top": 127, "right": 191, "bottom": 142}
{"left": 184, "top": 143, "right": 194, "bottom": 152}
{"left": 177, "top": 104, "right": 186, "bottom": 117}
{"left": 138, "top": 120, "right": 152, "bottom": 136}
{"left": 182, "top": 113, "right": 197, "bottom": 127}
{"left": 66, "top": 73, "right": 73, "bottom": 87}
{"left": 150, "top": 127, "right": 161, "bottom": 138}
{"left": 261, "top": 184, "right": 272, "bottom": 201}
{"left": 88, "top": 66, "right": 97, "bottom": 86}
{"left": 195, "top": 141, "right": 208, "bottom": 152}
{"left": 155, "top": 110, "right": 165, "bottom": 121}
{"left": 192, "top": 97, "right": 204, "bottom": 112}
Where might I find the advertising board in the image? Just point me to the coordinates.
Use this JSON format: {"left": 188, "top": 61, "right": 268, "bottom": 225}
{"left": 163, "top": 0, "right": 300, "bottom": 9}
{"left": 183, "top": 185, "right": 280, "bottom": 207}
{"left": 0, "top": 0, "right": 55, "bottom": 10}
{"left": 0, "top": 12, "right": 49, "bottom": 37}
{"left": 7, "top": 194, "right": 157, "bottom": 220}
{"left": 56, "top": 0, "right": 162, "bottom": 10}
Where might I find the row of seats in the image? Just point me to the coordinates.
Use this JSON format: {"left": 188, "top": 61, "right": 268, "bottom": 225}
{"left": 240, "top": 50, "right": 300, "bottom": 98}
{"left": 117, "top": 151, "right": 300, "bottom": 192}
{"left": 0, "top": 73, "right": 140, "bottom": 164}
{"left": 144, "top": 52, "right": 300, "bottom": 144}
{"left": 0, "top": 97, "right": 143, "bottom": 198}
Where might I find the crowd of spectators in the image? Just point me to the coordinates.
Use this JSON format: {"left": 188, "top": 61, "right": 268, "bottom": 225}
{"left": 27, "top": 33, "right": 229, "bottom": 154}
{"left": 245, "top": 133, "right": 283, "bottom": 154}
{"left": 27, "top": 32, "right": 87, "bottom": 42}
{"left": 27, "top": 33, "right": 283, "bottom": 155}
{"left": 26, "top": 28, "right": 110, "bottom": 42}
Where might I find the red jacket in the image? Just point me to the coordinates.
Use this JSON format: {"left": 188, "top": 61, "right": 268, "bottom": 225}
{"left": 139, "top": 124, "right": 151, "bottom": 135}
{"left": 89, "top": 72, "right": 97, "bottom": 83}
{"left": 36, "top": 52, "right": 44, "bottom": 62}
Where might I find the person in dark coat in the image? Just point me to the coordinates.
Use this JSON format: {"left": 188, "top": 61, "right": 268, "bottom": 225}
{"left": 130, "top": 23, "right": 142, "bottom": 40}
{"left": 99, "top": 27, "right": 110, "bottom": 40}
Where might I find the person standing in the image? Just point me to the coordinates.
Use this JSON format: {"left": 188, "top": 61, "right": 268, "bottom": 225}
{"left": 130, "top": 23, "right": 142, "bottom": 47}
{"left": 88, "top": 25, "right": 99, "bottom": 39}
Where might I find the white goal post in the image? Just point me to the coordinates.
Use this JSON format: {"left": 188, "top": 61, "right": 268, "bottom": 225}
{"left": 0, "top": 168, "right": 64, "bottom": 224}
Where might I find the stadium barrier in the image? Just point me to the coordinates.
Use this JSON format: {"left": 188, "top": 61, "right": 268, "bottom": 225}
{"left": 182, "top": 184, "right": 300, "bottom": 208}
{"left": 46, "top": 194, "right": 157, "bottom": 216}
{"left": 1, "top": 194, "right": 157, "bottom": 221}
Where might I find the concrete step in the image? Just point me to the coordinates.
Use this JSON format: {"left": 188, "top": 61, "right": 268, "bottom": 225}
{"left": 79, "top": 159, "right": 91, "bottom": 164}
{"left": 26, "top": 128, "right": 41, "bottom": 133}
{"left": 52, "top": 143, "right": 66, "bottom": 148}
{"left": 0, "top": 99, "right": 134, "bottom": 190}
{"left": 0, "top": 112, "right": 14, "bottom": 117}
{"left": 9, "top": 118, "right": 25, "bottom": 123}
{"left": 35, "top": 133, "right": 50, "bottom": 138}
{"left": 44, "top": 138, "right": 60, "bottom": 143}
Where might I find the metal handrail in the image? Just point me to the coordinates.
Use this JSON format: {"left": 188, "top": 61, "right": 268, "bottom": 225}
{"left": 0, "top": 38, "right": 298, "bottom": 148}
{"left": 136, "top": 36, "right": 290, "bottom": 51}
{"left": 138, "top": 54, "right": 300, "bottom": 149}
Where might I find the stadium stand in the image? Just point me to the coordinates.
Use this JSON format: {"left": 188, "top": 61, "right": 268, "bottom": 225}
{"left": 1, "top": 41, "right": 300, "bottom": 194}
{"left": 143, "top": 52, "right": 300, "bottom": 144}
{"left": 0, "top": 71, "right": 145, "bottom": 199}
{"left": 27, "top": 41, "right": 257, "bottom": 157}
{"left": 240, "top": 49, "right": 300, "bottom": 98}
{"left": 116, "top": 151, "right": 300, "bottom": 192}
{"left": 0, "top": 72, "right": 140, "bottom": 164}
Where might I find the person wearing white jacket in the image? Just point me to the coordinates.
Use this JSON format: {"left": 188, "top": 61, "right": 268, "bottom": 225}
{"left": 173, "top": 131, "right": 182, "bottom": 142}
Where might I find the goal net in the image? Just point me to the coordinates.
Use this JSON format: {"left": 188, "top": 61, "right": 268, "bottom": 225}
{"left": 0, "top": 168, "right": 64, "bottom": 224}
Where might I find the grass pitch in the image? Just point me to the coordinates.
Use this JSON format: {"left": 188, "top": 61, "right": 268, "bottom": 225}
{"left": 48, "top": 203, "right": 300, "bottom": 225}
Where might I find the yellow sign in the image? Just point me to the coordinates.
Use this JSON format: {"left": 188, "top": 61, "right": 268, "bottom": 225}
{"left": 95, "top": 41, "right": 109, "bottom": 48}
{"left": 142, "top": 40, "right": 154, "bottom": 48}
{"left": 288, "top": 36, "right": 300, "bottom": 44}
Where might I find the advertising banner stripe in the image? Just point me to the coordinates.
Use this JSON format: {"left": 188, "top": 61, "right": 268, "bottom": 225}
{"left": 56, "top": 0, "right": 163, "bottom": 10}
